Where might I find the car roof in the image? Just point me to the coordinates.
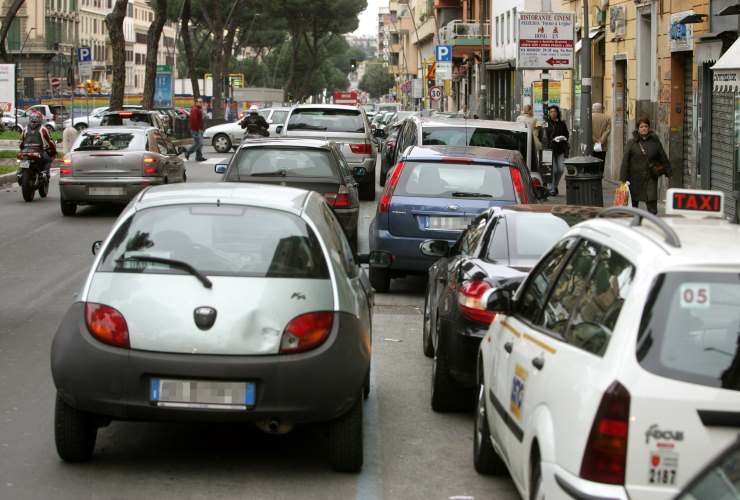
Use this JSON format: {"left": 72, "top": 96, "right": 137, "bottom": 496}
{"left": 406, "top": 116, "right": 528, "bottom": 131}
{"left": 101, "top": 109, "right": 158, "bottom": 115}
{"left": 133, "top": 182, "right": 310, "bottom": 216}
{"left": 292, "top": 104, "right": 361, "bottom": 112}
{"left": 403, "top": 145, "right": 520, "bottom": 164}
{"left": 238, "top": 138, "right": 334, "bottom": 149}
{"left": 78, "top": 126, "right": 156, "bottom": 134}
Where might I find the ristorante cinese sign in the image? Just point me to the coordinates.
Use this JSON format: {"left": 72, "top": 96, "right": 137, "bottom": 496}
{"left": 517, "top": 12, "right": 575, "bottom": 70}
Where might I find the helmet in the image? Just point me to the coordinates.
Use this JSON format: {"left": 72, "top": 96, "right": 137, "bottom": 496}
{"left": 28, "top": 111, "right": 43, "bottom": 127}
{"left": 249, "top": 105, "right": 259, "bottom": 113}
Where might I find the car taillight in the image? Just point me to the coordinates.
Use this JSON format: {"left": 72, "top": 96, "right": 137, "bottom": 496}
{"left": 324, "top": 185, "right": 352, "bottom": 208}
{"left": 509, "top": 167, "right": 528, "bottom": 204}
{"left": 349, "top": 143, "right": 372, "bottom": 155}
{"left": 279, "top": 311, "right": 334, "bottom": 353}
{"left": 85, "top": 302, "right": 130, "bottom": 349}
{"left": 379, "top": 161, "right": 406, "bottom": 214}
{"left": 143, "top": 156, "right": 158, "bottom": 174}
{"left": 60, "top": 156, "right": 72, "bottom": 175}
{"left": 457, "top": 280, "right": 496, "bottom": 325}
{"left": 580, "top": 381, "right": 630, "bottom": 485}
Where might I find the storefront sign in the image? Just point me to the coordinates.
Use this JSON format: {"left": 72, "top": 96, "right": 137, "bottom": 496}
{"left": 532, "top": 81, "right": 561, "bottom": 120}
{"left": 0, "top": 64, "right": 15, "bottom": 114}
{"left": 517, "top": 12, "right": 575, "bottom": 70}
{"left": 670, "top": 12, "right": 694, "bottom": 52}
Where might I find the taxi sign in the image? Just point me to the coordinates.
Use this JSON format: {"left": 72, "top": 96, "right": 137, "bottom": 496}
{"left": 665, "top": 188, "right": 724, "bottom": 218}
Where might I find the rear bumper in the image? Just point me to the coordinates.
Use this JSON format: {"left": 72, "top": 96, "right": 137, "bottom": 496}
{"left": 51, "top": 303, "right": 370, "bottom": 424}
{"left": 369, "top": 224, "right": 452, "bottom": 273}
{"left": 59, "top": 176, "right": 164, "bottom": 203}
{"left": 542, "top": 462, "right": 629, "bottom": 500}
{"left": 440, "top": 315, "right": 486, "bottom": 388}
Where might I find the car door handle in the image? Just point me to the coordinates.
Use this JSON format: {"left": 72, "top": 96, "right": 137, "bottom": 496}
{"left": 532, "top": 356, "right": 545, "bottom": 371}
{"left": 504, "top": 342, "right": 513, "bottom": 354}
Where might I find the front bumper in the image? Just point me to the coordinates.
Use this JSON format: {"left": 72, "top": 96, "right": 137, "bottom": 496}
{"left": 59, "top": 176, "right": 165, "bottom": 204}
{"left": 542, "top": 462, "right": 629, "bottom": 500}
{"left": 370, "top": 224, "right": 451, "bottom": 273}
{"left": 51, "top": 303, "right": 370, "bottom": 424}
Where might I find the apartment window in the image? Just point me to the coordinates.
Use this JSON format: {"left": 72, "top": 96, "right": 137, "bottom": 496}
{"left": 6, "top": 18, "right": 20, "bottom": 51}
{"left": 135, "top": 32, "right": 147, "bottom": 44}
{"left": 506, "top": 11, "right": 510, "bottom": 44}
{"left": 496, "top": 16, "right": 500, "bottom": 46}
{"left": 127, "top": 3, "right": 133, "bottom": 17}
{"left": 513, "top": 8, "right": 517, "bottom": 41}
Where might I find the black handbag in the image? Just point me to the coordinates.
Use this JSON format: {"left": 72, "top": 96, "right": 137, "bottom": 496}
{"left": 638, "top": 142, "right": 666, "bottom": 179}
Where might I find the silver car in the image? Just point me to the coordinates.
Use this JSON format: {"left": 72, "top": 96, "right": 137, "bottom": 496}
{"left": 51, "top": 182, "right": 375, "bottom": 472}
{"left": 205, "top": 107, "right": 290, "bottom": 153}
{"left": 58, "top": 127, "right": 186, "bottom": 216}
{"left": 280, "top": 104, "right": 377, "bottom": 201}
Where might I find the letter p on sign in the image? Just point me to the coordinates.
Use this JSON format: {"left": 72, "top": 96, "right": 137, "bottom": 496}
{"left": 435, "top": 45, "right": 452, "bottom": 62}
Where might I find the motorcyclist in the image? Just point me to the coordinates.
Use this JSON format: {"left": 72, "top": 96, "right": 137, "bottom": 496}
{"left": 20, "top": 111, "right": 56, "bottom": 177}
{"left": 239, "top": 105, "right": 269, "bottom": 138}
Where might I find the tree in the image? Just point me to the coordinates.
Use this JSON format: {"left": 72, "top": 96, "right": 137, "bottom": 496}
{"left": 359, "top": 62, "right": 394, "bottom": 98}
{"left": 106, "top": 0, "right": 128, "bottom": 110}
{"left": 142, "top": 0, "right": 168, "bottom": 109}
{"left": 179, "top": 0, "right": 200, "bottom": 99}
{"left": 0, "top": 0, "right": 25, "bottom": 63}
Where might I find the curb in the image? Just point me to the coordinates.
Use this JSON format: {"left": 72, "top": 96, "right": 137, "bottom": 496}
{"left": 0, "top": 171, "right": 16, "bottom": 186}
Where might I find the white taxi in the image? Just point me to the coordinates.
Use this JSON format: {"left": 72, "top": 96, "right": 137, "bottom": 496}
{"left": 474, "top": 189, "right": 740, "bottom": 499}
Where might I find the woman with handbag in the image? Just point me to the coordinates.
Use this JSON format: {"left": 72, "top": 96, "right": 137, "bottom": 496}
{"left": 619, "top": 115, "right": 671, "bottom": 214}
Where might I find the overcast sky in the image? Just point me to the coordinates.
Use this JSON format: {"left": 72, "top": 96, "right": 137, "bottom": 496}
{"left": 354, "top": 0, "right": 383, "bottom": 37}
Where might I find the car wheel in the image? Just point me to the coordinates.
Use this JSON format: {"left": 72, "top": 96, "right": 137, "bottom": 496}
{"left": 530, "top": 449, "right": 544, "bottom": 500}
{"left": 474, "top": 378, "right": 507, "bottom": 474}
{"left": 369, "top": 266, "right": 390, "bottom": 293}
{"left": 20, "top": 169, "right": 34, "bottom": 202}
{"left": 379, "top": 166, "right": 387, "bottom": 187}
{"left": 60, "top": 200, "right": 77, "bottom": 216}
{"left": 363, "top": 368, "right": 370, "bottom": 400}
{"left": 54, "top": 392, "right": 97, "bottom": 462}
{"left": 212, "top": 133, "right": 232, "bottom": 153}
{"left": 350, "top": 230, "right": 359, "bottom": 255}
{"left": 359, "top": 181, "right": 375, "bottom": 201}
{"left": 422, "top": 294, "right": 434, "bottom": 358}
{"left": 74, "top": 123, "right": 88, "bottom": 132}
{"left": 328, "top": 395, "right": 363, "bottom": 473}
{"left": 431, "top": 327, "right": 468, "bottom": 412}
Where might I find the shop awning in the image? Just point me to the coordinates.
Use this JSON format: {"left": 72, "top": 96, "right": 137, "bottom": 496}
{"left": 713, "top": 37, "right": 740, "bottom": 90}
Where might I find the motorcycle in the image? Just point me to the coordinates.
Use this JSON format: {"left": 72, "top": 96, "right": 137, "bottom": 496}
{"left": 16, "top": 145, "right": 49, "bottom": 202}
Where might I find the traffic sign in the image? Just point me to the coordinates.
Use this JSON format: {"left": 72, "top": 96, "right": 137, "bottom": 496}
{"left": 435, "top": 45, "right": 452, "bottom": 62}
{"left": 50, "top": 77, "right": 61, "bottom": 88}
{"left": 516, "top": 12, "right": 575, "bottom": 70}
{"left": 436, "top": 62, "right": 452, "bottom": 80}
{"left": 429, "top": 86, "right": 443, "bottom": 101}
{"left": 77, "top": 47, "right": 92, "bottom": 63}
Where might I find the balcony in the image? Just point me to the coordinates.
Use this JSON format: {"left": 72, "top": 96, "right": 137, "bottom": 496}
{"left": 439, "top": 20, "right": 490, "bottom": 46}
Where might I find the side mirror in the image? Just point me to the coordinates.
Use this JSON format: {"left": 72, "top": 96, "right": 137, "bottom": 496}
{"left": 275, "top": 125, "right": 283, "bottom": 134}
{"left": 358, "top": 250, "right": 393, "bottom": 268}
{"left": 91, "top": 240, "right": 102, "bottom": 256}
{"left": 419, "top": 239, "right": 450, "bottom": 258}
{"left": 484, "top": 288, "right": 514, "bottom": 314}
{"left": 214, "top": 164, "right": 227, "bottom": 174}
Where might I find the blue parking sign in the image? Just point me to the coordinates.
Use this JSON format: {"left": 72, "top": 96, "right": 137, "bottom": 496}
{"left": 435, "top": 45, "right": 452, "bottom": 62}
{"left": 76, "top": 47, "right": 92, "bottom": 63}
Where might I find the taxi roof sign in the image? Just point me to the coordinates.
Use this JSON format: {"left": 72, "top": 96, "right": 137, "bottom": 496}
{"left": 665, "top": 188, "right": 725, "bottom": 218}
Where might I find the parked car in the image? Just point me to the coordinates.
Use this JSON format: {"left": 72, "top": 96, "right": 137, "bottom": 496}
{"left": 475, "top": 190, "right": 740, "bottom": 499}
{"left": 204, "top": 107, "right": 291, "bottom": 153}
{"left": 2, "top": 109, "right": 27, "bottom": 131}
{"left": 388, "top": 116, "right": 542, "bottom": 191}
{"left": 281, "top": 104, "right": 377, "bottom": 201}
{"left": 99, "top": 109, "right": 166, "bottom": 132}
{"left": 58, "top": 127, "right": 186, "bottom": 216}
{"left": 676, "top": 437, "right": 740, "bottom": 499}
{"left": 422, "top": 204, "right": 601, "bottom": 411}
{"left": 368, "top": 145, "right": 541, "bottom": 292}
{"left": 51, "top": 182, "right": 374, "bottom": 472}
{"left": 62, "top": 105, "right": 143, "bottom": 131}
{"left": 215, "top": 138, "right": 360, "bottom": 250}
{"left": 27, "top": 104, "right": 69, "bottom": 130}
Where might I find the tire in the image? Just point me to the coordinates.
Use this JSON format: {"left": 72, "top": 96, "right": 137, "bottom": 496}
{"left": 212, "top": 133, "right": 232, "bottom": 153}
{"left": 38, "top": 176, "right": 48, "bottom": 198}
{"left": 431, "top": 327, "right": 469, "bottom": 412}
{"left": 363, "top": 368, "right": 370, "bottom": 400}
{"left": 422, "top": 294, "right": 435, "bottom": 358}
{"left": 328, "top": 395, "right": 363, "bottom": 473}
{"left": 20, "top": 169, "right": 35, "bottom": 202}
{"left": 350, "top": 230, "right": 358, "bottom": 255}
{"left": 359, "top": 180, "right": 375, "bottom": 201}
{"left": 54, "top": 392, "right": 97, "bottom": 462}
{"left": 379, "top": 166, "right": 387, "bottom": 187}
{"left": 474, "top": 381, "right": 507, "bottom": 475}
{"left": 60, "top": 200, "right": 77, "bottom": 216}
{"left": 369, "top": 266, "right": 390, "bottom": 293}
{"left": 74, "top": 123, "right": 88, "bottom": 132}
{"left": 530, "top": 450, "right": 543, "bottom": 500}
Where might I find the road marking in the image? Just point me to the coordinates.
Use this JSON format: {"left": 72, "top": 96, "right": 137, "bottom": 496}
{"left": 356, "top": 360, "right": 382, "bottom": 500}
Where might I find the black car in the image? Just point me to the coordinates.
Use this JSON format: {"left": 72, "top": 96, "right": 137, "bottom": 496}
{"left": 379, "top": 121, "right": 402, "bottom": 187}
{"left": 421, "top": 204, "right": 600, "bottom": 411}
{"left": 216, "top": 138, "right": 361, "bottom": 251}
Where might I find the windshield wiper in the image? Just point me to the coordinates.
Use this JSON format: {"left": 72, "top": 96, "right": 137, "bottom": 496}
{"left": 451, "top": 192, "right": 492, "bottom": 198}
{"left": 249, "top": 169, "right": 287, "bottom": 177}
{"left": 115, "top": 255, "right": 212, "bottom": 289}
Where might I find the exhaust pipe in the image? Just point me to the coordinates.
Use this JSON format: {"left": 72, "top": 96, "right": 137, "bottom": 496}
{"left": 256, "top": 417, "right": 294, "bottom": 435}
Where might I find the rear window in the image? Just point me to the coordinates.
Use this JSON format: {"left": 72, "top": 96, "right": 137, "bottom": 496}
{"left": 49, "top": 105, "right": 67, "bottom": 114}
{"left": 73, "top": 131, "right": 146, "bottom": 151}
{"left": 100, "top": 113, "right": 153, "bottom": 127}
{"left": 287, "top": 109, "right": 364, "bottom": 133}
{"left": 98, "top": 205, "right": 329, "bottom": 279}
{"left": 422, "top": 126, "right": 527, "bottom": 159}
{"left": 492, "top": 214, "right": 570, "bottom": 264}
{"left": 637, "top": 272, "right": 740, "bottom": 390}
{"left": 228, "top": 147, "right": 338, "bottom": 179}
{"left": 394, "top": 161, "right": 514, "bottom": 199}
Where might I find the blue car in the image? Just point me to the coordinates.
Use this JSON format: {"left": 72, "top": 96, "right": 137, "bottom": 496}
{"left": 368, "top": 145, "right": 541, "bottom": 292}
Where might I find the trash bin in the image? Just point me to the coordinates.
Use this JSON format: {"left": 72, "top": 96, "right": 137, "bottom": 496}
{"left": 564, "top": 155, "right": 604, "bottom": 206}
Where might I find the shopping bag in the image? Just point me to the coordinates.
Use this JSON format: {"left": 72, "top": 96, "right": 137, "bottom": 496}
{"left": 613, "top": 181, "right": 630, "bottom": 207}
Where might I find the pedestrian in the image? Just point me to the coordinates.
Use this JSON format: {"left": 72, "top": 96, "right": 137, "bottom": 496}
{"left": 62, "top": 125, "right": 78, "bottom": 155}
{"left": 205, "top": 103, "right": 213, "bottom": 120}
{"left": 227, "top": 101, "right": 239, "bottom": 122}
{"left": 185, "top": 98, "right": 206, "bottom": 162}
{"left": 515, "top": 104, "right": 542, "bottom": 150}
{"left": 619, "top": 115, "right": 670, "bottom": 215}
{"left": 592, "top": 102, "right": 611, "bottom": 163}
{"left": 541, "top": 105, "right": 569, "bottom": 196}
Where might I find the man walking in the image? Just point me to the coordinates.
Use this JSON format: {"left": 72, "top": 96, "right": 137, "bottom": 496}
{"left": 186, "top": 98, "right": 206, "bottom": 162}
{"left": 592, "top": 103, "right": 611, "bottom": 163}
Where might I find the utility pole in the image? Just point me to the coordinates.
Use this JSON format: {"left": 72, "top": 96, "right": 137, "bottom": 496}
{"left": 580, "top": 0, "right": 593, "bottom": 155}
{"left": 479, "top": 1, "right": 487, "bottom": 118}
{"left": 541, "top": 0, "right": 551, "bottom": 118}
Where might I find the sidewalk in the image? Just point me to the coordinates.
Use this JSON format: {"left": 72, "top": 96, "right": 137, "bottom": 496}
{"left": 548, "top": 175, "right": 619, "bottom": 208}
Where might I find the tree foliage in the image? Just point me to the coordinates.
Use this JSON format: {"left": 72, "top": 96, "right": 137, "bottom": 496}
{"left": 359, "top": 62, "right": 395, "bottom": 98}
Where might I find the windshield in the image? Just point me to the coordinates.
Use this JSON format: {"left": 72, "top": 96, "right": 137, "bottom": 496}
{"left": 101, "top": 113, "right": 153, "bottom": 127}
{"left": 98, "top": 205, "right": 329, "bottom": 279}
{"left": 394, "top": 161, "right": 514, "bottom": 200}
{"left": 422, "top": 126, "right": 528, "bottom": 159}
{"left": 73, "top": 132, "right": 145, "bottom": 151}
{"left": 287, "top": 109, "right": 365, "bottom": 133}
{"left": 637, "top": 272, "right": 740, "bottom": 391}
{"left": 228, "top": 148, "right": 337, "bottom": 179}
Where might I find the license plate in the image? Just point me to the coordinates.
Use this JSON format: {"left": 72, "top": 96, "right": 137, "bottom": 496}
{"left": 427, "top": 216, "right": 473, "bottom": 231}
{"left": 88, "top": 186, "right": 125, "bottom": 196}
{"left": 150, "top": 378, "right": 256, "bottom": 410}
{"left": 19, "top": 160, "right": 30, "bottom": 168}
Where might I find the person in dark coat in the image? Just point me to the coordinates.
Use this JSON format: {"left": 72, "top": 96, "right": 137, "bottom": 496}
{"left": 541, "top": 105, "right": 569, "bottom": 196}
{"left": 619, "top": 115, "right": 671, "bottom": 214}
